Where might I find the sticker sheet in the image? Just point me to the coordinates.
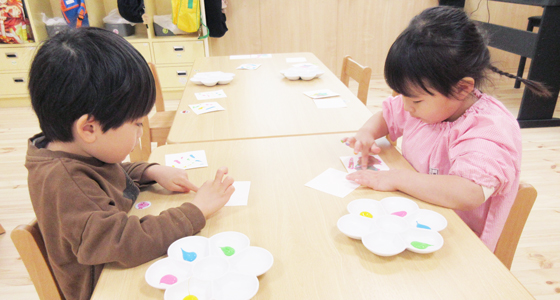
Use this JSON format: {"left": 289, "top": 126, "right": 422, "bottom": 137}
{"left": 236, "top": 63, "right": 261, "bottom": 70}
{"left": 303, "top": 89, "right": 340, "bottom": 99}
{"left": 189, "top": 102, "right": 225, "bottom": 115}
{"left": 195, "top": 90, "right": 227, "bottom": 100}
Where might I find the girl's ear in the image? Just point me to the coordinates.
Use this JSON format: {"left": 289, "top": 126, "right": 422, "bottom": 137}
{"left": 74, "top": 114, "right": 100, "bottom": 144}
{"left": 455, "top": 77, "right": 475, "bottom": 100}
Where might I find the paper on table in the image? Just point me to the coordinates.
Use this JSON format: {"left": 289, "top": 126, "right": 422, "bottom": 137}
{"left": 195, "top": 90, "right": 227, "bottom": 100}
{"left": 286, "top": 57, "right": 307, "bottom": 63}
{"left": 237, "top": 63, "right": 261, "bottom": 70}
{"left": 250, "top": 54, "right": 272, "bottom": 58}
{"left": 314, "top": 97, "right": 348, "bottom": 109}
{"left": 226, "top": 181, "right": 251, "bottom": 206}
{"left": 303, "top": 89, "right": 340, "bottom": 99}
{"left": 165, "top": 150, "right": 208, "bottom": 169}
{"left": 189, "top": 102, "right": 225, "bottom": 115}
{"left": 305, "top": 168, "right": 360, "bottom": 198}
{"left": 340, "top": 155, "right": 390, "bottom": 173}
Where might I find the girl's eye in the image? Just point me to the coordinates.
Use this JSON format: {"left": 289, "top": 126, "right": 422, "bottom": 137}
{"left": 413, "top": 100, "right": 422, "bottom": 104}
{"left": 136, "top": 123, "right": 143, "bottom": 127}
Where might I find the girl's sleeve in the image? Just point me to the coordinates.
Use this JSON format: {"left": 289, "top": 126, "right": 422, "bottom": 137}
{"left": 382, "top": 95, "right": 408, "bottom": 142}
{"left": 447, "top": 115, "right": 521, "bottom": 195}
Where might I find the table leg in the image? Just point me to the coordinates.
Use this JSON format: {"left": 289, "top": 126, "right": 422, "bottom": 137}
{"left": 517, "top": 6, "right": 560, "bottom": 128}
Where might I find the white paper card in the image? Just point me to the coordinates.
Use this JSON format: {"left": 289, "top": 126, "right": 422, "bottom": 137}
{"left": 226, "top": 181, "right": 251, "bottom": 206}
{"left": 303, "top": 89, "right": 340, "bottom": 99}
{"left": 286, "top": 57, "right": 307, "bottom": 63}
{"left": 305, "top": 168, "right": 360, "bottom": 198}
{"left": 165, "top": 150, "right": 208, "bottom": 169}
{"left": 189, "top": 102, "right": 225, "bottom": 115}
{"left": 195, "top": 90, "right": 227, "bottom": 100}
{"left": 230, "top": 55, "right": 251, "bottom": 60}
{"left": 314, "top": 97, "right": 348, "bottom": 109}
{"left": 340, "top": 155, "right": 390, "bottom": 173}
{"left": 237, "top": 63, "right": 261, "bottom": 70}
{"left": 250, "top": 54, "right": 272, "bottom": 58}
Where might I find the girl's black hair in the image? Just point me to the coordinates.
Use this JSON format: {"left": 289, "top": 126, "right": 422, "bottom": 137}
{"left": 384, "top": 6, "right": 550, "bottom": 98}
{"left": 28, "top": 27, "right": 156, "bottom": 142}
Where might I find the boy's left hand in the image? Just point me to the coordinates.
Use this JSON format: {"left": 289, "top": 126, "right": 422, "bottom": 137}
{"left": 145, "top": 165, "right": 199, "bottom": 193}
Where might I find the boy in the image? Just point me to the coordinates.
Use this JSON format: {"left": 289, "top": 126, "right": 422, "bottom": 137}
{"left": 25, "top": 27, "right": 235, "bottom": 300}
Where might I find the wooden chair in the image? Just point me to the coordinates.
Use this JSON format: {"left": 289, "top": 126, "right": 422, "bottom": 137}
{"left": 11, "top": 220, "right": 65, "bottom": 300}
{"left": 129, "top": 62, "right": 176, "bottom": 162}
{"left": 340, "top": 55, "right": 372, "bottom": 105}
{"left": 0, "top": 223, "right": 5, "bottom": 234}
{"left": 494, "top": 182, "right": 537, "bottom": 270}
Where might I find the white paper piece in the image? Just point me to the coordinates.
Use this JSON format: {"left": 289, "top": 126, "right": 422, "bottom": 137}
{"left": 237, "top": 63, "right": 261, "bottom": 70}
{"left": 195, "top": 90, "right": 227, "bottom": 100}
{"left": 226, "top": 181, "right": 251, "bottom": 206}
{"left": 314, "top": 97, "right": 348, "bottom": 109}
{"left": 303, "top": 89, "right": 340, "bottom": 99}
{"left": 250, "top": 54, "right": 272, "bottom": 58}
{"left": 340, "top": 155, "right": 390, "bottom": 173}
{"left": 189, "top": 102, "right": 225, "bottom": 115}
{"left": 230, "top": 55, "right": 251, "bottom": 60}
{"left": 286, "top": 57, "right": 307, "bottom": 63}
{"left": 305, "top": 168, "right": 360, "bottom": 198}
{"left": 165, "top": 150, "right": 208, "bottom": 169}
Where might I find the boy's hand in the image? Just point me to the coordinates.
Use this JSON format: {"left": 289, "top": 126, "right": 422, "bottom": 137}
{"left": 191, "top": 167, "right": 235, "bottom": 218}
{"left": 145, "top": 165, "right": 199, "bottom": 193}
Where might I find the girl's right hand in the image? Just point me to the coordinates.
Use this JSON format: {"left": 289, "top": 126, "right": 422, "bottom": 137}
{"left": 191, "top": 167, "right": 235, "bottom": 218}
{"left": 343, "top": 130, "right": 381, "bottom": 170}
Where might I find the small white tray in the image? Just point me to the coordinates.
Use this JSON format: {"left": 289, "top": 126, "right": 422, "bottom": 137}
{"left": 279, "top": 67, "right": 324, "bottom": 80}
{"left": 145, "top": 231, "right": 273, "bottom": 300}
{"left": 337, "top": 197, "right": 446, "bottom": 256}
{"left": 190, "top": 71, "right": 236, "bottom": 86}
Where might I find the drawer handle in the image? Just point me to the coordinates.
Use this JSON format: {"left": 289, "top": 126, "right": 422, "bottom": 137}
{"left": 6, "top": 53, "right": 18, "bottom": 58}
{"left": 177, "top": 71, "right": 187, "bottom": 76}
{"left": 13, "top": 78, "right": 25, "bottom": 83}
{"left": 173, "top": 46, "right": 184, "bottom": 51}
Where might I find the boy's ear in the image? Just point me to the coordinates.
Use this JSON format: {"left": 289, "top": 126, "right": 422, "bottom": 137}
{"left": 74, "top": 114, "right": 100, "bottom": 144}
{"left": 455, "top": 77, "right": 475, "bottom": 100}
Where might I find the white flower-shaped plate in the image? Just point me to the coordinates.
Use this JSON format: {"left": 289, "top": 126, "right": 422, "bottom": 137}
{"left": 145, "top": 231, "right": 273, "bottom": 300}
{"left": 190, "top": 71, "right": 236, "bottom": 86}
{"left": 279, "top": 67, "right": 324, "bottom": 81}
{"left": 337, "top": 197, "right": 447, "bottom": 256}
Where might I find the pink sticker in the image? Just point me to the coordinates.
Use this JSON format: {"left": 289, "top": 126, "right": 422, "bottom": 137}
{"left": 159, "top": 274, "right": 177, "bottom": 285}
{"left": 135, "top": 201, "right": 151, "bottom": 210}
{"left": 391, "top": 211, "right": 407, "bottom": 217}
{"left": 181, "top": 110, "right": 190, "bottom": 114}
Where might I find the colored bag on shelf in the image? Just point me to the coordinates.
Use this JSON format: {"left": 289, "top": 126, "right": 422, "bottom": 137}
{"left": 0, "top": 0, "right": 33, "bottom": 44}
{"left": 172, "top": 0, "right": 200, "bottom": 33}
{"left": 61, "top": 0, "right": 89, "bottom": 28}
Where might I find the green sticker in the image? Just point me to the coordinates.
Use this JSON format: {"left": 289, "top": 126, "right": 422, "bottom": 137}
{"left": 411, "top": 241, "right": 432, "bottom": 249}
{"left": 221, "top": 246, "right": 235, "bottom": 256}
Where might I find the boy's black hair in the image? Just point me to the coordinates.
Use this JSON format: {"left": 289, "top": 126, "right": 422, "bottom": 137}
{"left": 384, "top": 6, "right": 550, "bottom": 98}
{"left": 28, "top": 27, "right": 156, "bottom": 142}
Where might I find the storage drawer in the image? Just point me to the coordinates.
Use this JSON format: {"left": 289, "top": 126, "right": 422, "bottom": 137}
{"left": 0, "top": 47, "right": 36, "bottom": 71}
{"left": 0, "top": 72, "right": 29, "bottom": 97}
{"left": 156, "top": 65, "right": 192, "bottom": 89}
{"left": 130, "top": 42, "right": 152, "bottom": 63}
{"left": 152, "top": 40, "right": 204, "bottom": 65}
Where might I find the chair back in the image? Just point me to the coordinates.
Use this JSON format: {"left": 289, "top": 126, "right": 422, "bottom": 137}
{"left": 340, "top": 55, "right": 372, "bottom": 105}
{"left": 11, "top": 220, "right": 65, "bottom": 300}
{"left": 149, "top": 62, "right": 165, "bottom": 113}
{"left": 494, "top": 182, "right": 537, "bottom": 270}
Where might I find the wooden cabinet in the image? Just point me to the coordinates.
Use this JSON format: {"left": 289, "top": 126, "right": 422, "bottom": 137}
{"left": 0, "top": 0, "right": 208, "bottom": 106}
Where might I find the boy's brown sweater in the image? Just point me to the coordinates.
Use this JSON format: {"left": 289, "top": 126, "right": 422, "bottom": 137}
{"left": 25, "top": 133, "right": 205, "bottom": 300}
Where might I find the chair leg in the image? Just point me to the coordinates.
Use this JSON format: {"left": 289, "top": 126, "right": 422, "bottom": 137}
{"left": 0, "top": 223, "right": 5, "bottom": 235}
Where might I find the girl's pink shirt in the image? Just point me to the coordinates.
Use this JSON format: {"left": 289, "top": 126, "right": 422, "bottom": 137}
{"left": 383, "top": 90, "right": 522, "bottom": 251}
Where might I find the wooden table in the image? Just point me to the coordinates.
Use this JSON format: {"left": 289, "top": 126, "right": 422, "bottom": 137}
{"left": 477, "top": 0, "right": 560, "bottom": 128}
{"left": 167, "top": 53, "right": 373, "bottom": 144}
{"left": 92, "top": 133, "right": 533, "bottom": 299}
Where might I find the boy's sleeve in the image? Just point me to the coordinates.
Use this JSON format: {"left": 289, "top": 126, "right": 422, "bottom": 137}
{"left": 121, "top": 162, "right": 159, "bottom": 187}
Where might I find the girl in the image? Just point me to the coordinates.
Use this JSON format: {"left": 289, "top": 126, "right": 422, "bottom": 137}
{"left": 344, "top": 6, "right": 549, "bottom": 251}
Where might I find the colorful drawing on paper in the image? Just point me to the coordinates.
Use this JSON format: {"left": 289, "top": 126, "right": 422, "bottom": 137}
{"left": 194, "top": 90, "right": 227, "bottom": 101}
{"left": 188, "top": 102, "right": 225, "bottom": 115}
{"left": 340, "top": 155, "right": 390, "bottom": 173}
{"left": 160, "top": 274, "right": 178, "bottom": 285}
{"left": 165, "top": 150, "right": 208, "bottom": 170}
{"left": 303, "top": 89, "right": 339, "bottom": 99}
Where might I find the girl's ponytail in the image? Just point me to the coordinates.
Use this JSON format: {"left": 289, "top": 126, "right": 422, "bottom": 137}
{"left": 489, "top": 65, "right": 551, "bottom": 98}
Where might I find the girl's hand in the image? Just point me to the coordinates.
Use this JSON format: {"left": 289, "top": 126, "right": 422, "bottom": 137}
{"left": 145, "top": 165, "right": 199, "bottom": 193}
{"left": 346, "top": 169, "right": 400, "bottom": 191}
{"left": 342, "top": 132, "right": 381, "bottom": 170}
{"left": 191, "top": 167, "right": 235, "bottom": 218}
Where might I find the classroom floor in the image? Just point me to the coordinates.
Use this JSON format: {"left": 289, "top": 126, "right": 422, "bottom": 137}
{"left": 0, "top": 74, "right": 559, "bottom": 300}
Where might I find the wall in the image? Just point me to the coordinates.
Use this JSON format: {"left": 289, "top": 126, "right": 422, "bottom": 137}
{"left": 207, "top": 0, "right": 543, "bottom": 76}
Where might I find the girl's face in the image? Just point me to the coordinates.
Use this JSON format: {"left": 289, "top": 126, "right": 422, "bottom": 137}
{"left": 401, "top": 86, "right": 472, "bottom": 124}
